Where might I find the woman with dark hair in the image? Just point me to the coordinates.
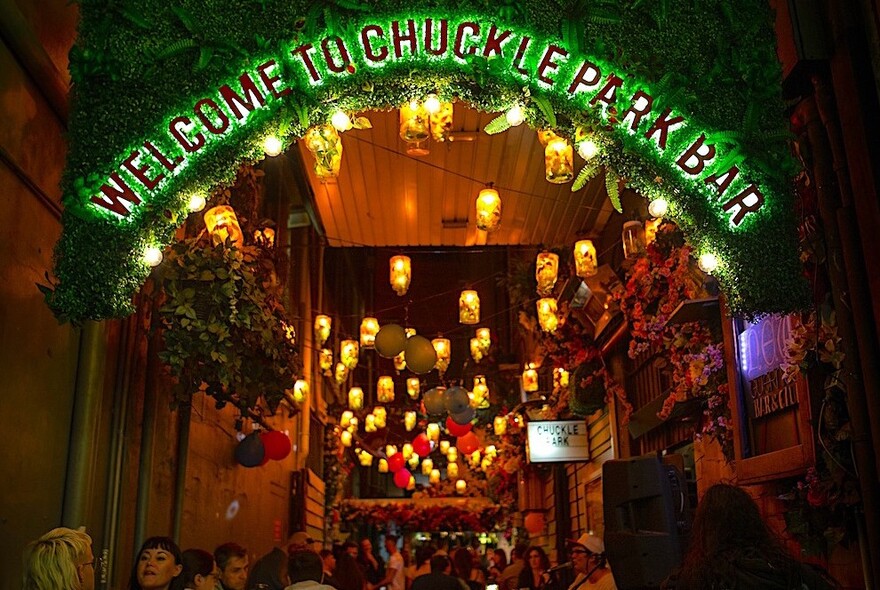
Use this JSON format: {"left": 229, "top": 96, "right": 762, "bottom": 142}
{"left": 515, "top": 546, "right": 551, "bottom": 590}
{"left": 453, "top": 548, "right": 484, "bottom": 590}
{"left": 129, "top": 537, "right": 184, "bottom": 590}
{"left": 674, "top": 483, "right": 837, "bottom": 589}
{"left": 334, "top": 553, "right": 368, "bottom": 590}
{"left": 246, "top": 548, "right": 288, "bottom": 590}
{"left": 180, "top": 549, "right": 218, "bottom": 590}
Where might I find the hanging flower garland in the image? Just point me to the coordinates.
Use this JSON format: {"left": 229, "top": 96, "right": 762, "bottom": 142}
{"left": 338, "top": 500, "right": 506, "bottom": 533}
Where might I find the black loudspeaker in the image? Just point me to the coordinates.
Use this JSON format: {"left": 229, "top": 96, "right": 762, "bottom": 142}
{"left": 602, "top": 455, "right": 684, "bottom": 590}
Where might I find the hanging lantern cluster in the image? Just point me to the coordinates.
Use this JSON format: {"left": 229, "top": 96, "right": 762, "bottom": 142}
{"left": 522, "top": 363, "right": 539, "bottom": 392}
{"left": 432, "top": 337, "right": 451, "bottom": 374}
{"left": 389, "top": 255, "right": 412, "bottom": 296}
{"left": 536, "top": 251, "right": 559, "bottom": 296}
{"left": 536, "top": 297, "right": 559, "bottom": 333}
{"left": 400, "top": 95, "right": 455, "bottom": 155}
{"left": 377, "top": 376, "right": 395, "bottom": 403}
{"left": 475, "top": 186, "right": 502, "bottom": 232}
{"left": 428, "top": 97, "right": 454, "bottom": 142}
{"left": 622, "top": 221, "right": 646, "bottom": 259}
{"left": 574, "top": 240, "right": 598, "bottom": 278}
{"left": 459, "top": 290, "right": 480, "bottom": 324}
{"left": 315, "top": 314, "right": 332, "bottom": 345}
{"left": 204, "top": 205, "right": 244, "bottom": 249}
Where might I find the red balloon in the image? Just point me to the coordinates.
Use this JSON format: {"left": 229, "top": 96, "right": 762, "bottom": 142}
{"left": 388, "top": 452, "right": 406, "bottom": 473}
{"left": 261, "top": 430, "right": 292, "bottom": 461}
{"left": 524, "top": 512, "right": 546, "bottom": 534}
{"left": 446, "top": 416, "right": 472, "bottom": 437}
{"left": 393, "top": 468, "right": 412, "bottom": 489}
{"left": 456, "top": 432, "right": 480, "bottom": 455}
{"left": 412, "top": 433, "right": 432, "bottom": 457}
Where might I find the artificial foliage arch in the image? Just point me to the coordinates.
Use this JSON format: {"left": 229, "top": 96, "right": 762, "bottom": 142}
{"left": 48, "top": 0, "right": 807, "bottom": 322}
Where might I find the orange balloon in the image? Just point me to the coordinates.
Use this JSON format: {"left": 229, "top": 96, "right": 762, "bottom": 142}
{"left": 456, "top": 431, "right": 479, "bottom": 455}
{"left": 524, "top": 512, "right": 546, "bottom": 534}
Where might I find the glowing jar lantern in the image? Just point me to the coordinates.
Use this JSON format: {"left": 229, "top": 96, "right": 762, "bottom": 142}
{"left": 304, "top": 124, "right": 343, "bottom": 179}
{"left": 254, "top": 227, "right": 275, "bottom": 248}
{"left": 485, "top": 445, "right": 498, "bottom": 458}
{"left": 386, "top": 444, "right": 399, "bottom": 458}
{"left": 314, "top": 314, "right": 332, "bottom": 345}
{"left": 494, "top": 416, "right": 507, "bottom": 436}
{"left": 422, "top": 458, "right": 434, "bottom": 475}
{"left": 455, "top": 479, "right": 467, "bottom": 494}
{"left": 404, "top": 411, "right": 417, "bottom": 431}
{"left": 406, "top": 377, "right": 420, "bottom": 399}
{"left": 341, "top": 340, "right": 359, "bottom": 370}
{"left": 522, "top": 364, "right": 539, "bottom": 393}
{"left": 429, "top": 468, "right": 441, "bottom": 485}
{"left": 426, "top": 423, "right": 441, "bottom": 442}
{"left": 348, "top": 417, "right": 358, "bottom": 432}
{"left": 360, "top": 317, "right": 379, "bottom": 349}
{"left": 535, "top": 251, "right": 559, "bottom": 296}
{"left": 389, "top": 255, "right": 412, "bottom": 296}
{"left": 447, "top": 462, "right": 459, "bottom": 478}
{"left": 459, "top": 290, "right": 480, "bottom": 325}
{"left": 476, "top": 328, "right": 491, "bottom": 351}
{"left": 203, "top": 206, "right": 244, "bottom": 249}
{"left": 475, "top": 187, "right": 502, "bottom": 232}
{"left": 429, "top": 101, "right": 454, "bottom": 141}
{"left": 622, "top": 221, "right": 646, "bottom": 259}
{"left": 401, "top": 443, "right": 413, "bottom": 460}
{"left": 545, "top": 137, "right": 574, "bottom": 184}
{"left": 472, "top": 376, "right": 489, "bottom": 408}
{"left": 644, "top": 217, "right": 661, "bottom": 245}
{"left": 348, "top": 386, "right": 364, "bottom": 410}
{"left": 407, "top": 475, "right": 416, "bottom": 490}
{"left": 358, "top": 451, "right": 374, "bottom": 466}
{"left": 340, "top": 430, "right": 352, "bottom": 447}
{"left": 574, "top": 240, "right": 598, "bottom": 278}
{"left": 377, "top": 376, "right": 395, "bottom": 403}
{"left": 373, "top": 409, "right": 387, "bottom": 429}
{"left": 292, "top": 379, "right": 309, "bottom": 403}
{"left": 378, "top": 458, "right": 389, "bottom": 473}
{"left": 432, "top": 337, "right": 451, "bottom": 374}
{"left": 408, "top": 453, "right": 420, "bottom": 469}
{"left": 399, "top": 100, "right": 430, "bottom": 143}
{"left": 319, "top": 348, "right": 333, "bottom": 372}
{"left": 470, "top": 450, "right": 482, "bottom": 466}
{"left": 554, "top": 367, "right": 570, "bottom": 389}
{"left": 470, "top": 338, "right": 485, "bottom": 363}
{"left": 340, "top": 411, "right": 354, "bottom": 428}
{"left": 334, "top": 363, "right": 348, "bottom": 385}
{"left": 536, "top": 298, "right": 559, "bottom": 333}
{"left": 364, "top": 414, "right": 377, "bottom": 432}
{"left": 446, "top": 448, "right": 458, "bottom": 463}
{"left": 439, "top": 440, "right": 451, "bottom": 454}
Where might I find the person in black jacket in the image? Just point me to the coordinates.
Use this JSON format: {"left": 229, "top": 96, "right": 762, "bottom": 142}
{"left": 412, "top": 555, "right": 464, "bottom": 590}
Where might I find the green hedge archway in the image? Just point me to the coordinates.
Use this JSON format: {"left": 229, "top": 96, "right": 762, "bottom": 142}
{"left": 48, "top": 0, "right": 807, "bottom": 322}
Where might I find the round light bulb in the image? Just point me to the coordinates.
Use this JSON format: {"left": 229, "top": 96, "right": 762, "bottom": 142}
{"left": 423, "top": 94, "right": 441, "bottom": 114}
{"left": 263, "top": 135, "right": 283, "bottom": 156}
{"left": 187, "top": 194, "right": 206, "bottom": 212}
{"left": 331, "top": 110, "right": 351, "bottom": 132}
{"left": 408, "top": 99, "right": 420, "bottom": 111}
{"left": 505, "top": 105, "right": 525, "bottom": 127}
{"left": 698, "top": 252, "right": 719, "bottom": 274}
{"left": 648, "top": 198, "right": 668, "bottom": 218}
{"left": 577, "top": 139, "right": 598, "bottom": 160}
{"left": 143, "top": 246, "right": 164, "bottom": 267}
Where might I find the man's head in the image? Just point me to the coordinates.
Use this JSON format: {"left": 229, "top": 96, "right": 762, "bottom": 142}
{"left": 384, "top": 534, "right": 399, "bottom": 555}
{"left": 319, "top": 549, "right": 336, "bottom": 573}
{"left": 214, "top": 542, "right": 249, "bottom": 590}
{"left": 287, "top": 531, "right": 314, "bottom": 553}
{"left": 22, "top": 527, "right": 95, "bottom": 590}
{"left": 288, "top": 549, "right": 324, "bottom": 583}
{"left": 568, "top": 533, "right": 606, "bottom": 573}
{"left": 342, "top": 541, "right": 358, "bottom": 558}
{"left": 511, "top": 542, "right": 528, "bottom": 562}
{"left": 359, "top": 539, "right": 372, "bottom": 555}
{"left": 429, "top": 555, "right": 451, "bottom": 574}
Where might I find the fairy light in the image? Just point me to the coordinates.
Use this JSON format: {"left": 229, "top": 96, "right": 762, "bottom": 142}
{"left": 505, "top": 104, "right": 525, "bottom": 126}
{"left": 143, "top": 246, "right": 164, "bottom": 267}
{"left": 187, "top": 194, "right": 206, "bottom": 212}
{"left": 648, "top": 198, "right": 668, "bottom": 218}
{"left": 263, "top": 135, "right": 283, "bottom": 156}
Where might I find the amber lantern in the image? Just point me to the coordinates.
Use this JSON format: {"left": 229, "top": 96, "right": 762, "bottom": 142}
{"left": 405, "top": 411, "right": 417, "bottom": 431}
{"left": 439, "top": 440, "right": 451, "bottom": 454}
{"left": 545, "top": 137, "right": 574, "bottom": 184}
{"left": 399, "top": 100, "right": 430, "bottom": 143}
{"left": 365, "top": 414, "right": 377, "bottom": 432}
{"left": 447, "top": 448, "right": 458, "bottom": 463}
{"left": 622, "top": 221, "right": 646, "bottom": 259}
{"left": 421, "top": 458, "right": 434, "bottom": 476}
{"left": 340, "top": 430, "right": 352, "bottom": 447}
{"left": 475, "top": 187, "right": 502, "bottom": 232}
{"left": 536, "top": 297, "right": 559, "bottom": 333}
{"left": 426, "top": 423, "right": 441, "bottom": 442}
{"left": 408, "top": 454, "right": 420, "bottom": 469}
{"left": 470, "top": 338, "right": 484, "bottom": 363}
{"left": 389, "top": 255, "right": 412, "bottom": 296}
{"left": 400, "top": 443, "right": 412, "bottom": 459}
{"left": 429, "top": 468, "right": 441, "bottom": 485}
{"left": 432, "top": 337, "right": 451, "bottom": 374}
{"left": 314, "top": 314, "right": 332, "bottom": 345}
{"left": 455, "top": 479, "right": 467, "bottom": 494}
{"left": 535, "top": 251, "right": 559, "bottom": 296}
{"left": 360, "top": 317, "right": 379, "bottom": 349}
{"left": 447, "top": 462, "right": 459, "bottom": 478}
{"left": 429, "top": 101, "right": 454, "bottom": 142}
{"left": 341, "top": 339, "right": 359, "bottom": 369}
{"left": 254, "top": 227, "right": 275, "bottom": 248}
{"left": 334, "top": 362, "right": 348, "bottom": 385}
{"left": 319, "top": 348, "right": 333, "bottom": 372}
{"left": 574, "top": 240, "right": 598, "bottom": 278}
{"left": 340, "top": 411, "right": 353, "bottom": 427}
{"left": 644, "top": 218, "right": 661, "bottom": 245}
{"left": 522, "top": 364, "right": 539, "bottom": 392}
{"left": 304, "top": 124, "right": 343, "bottom": 179}
{"left": 494, "top": 416, "right": 507, "bottom": 436}
{"left": 292, "top": 379, "right": 309, "bottom": 403}
{"left": 358, "top": 450, "right": 373, "bottom": 467}
{"left": 554, "top": 367, "right": 570, "bottom": 389}
{"left": 476, "top": 328, "right": 491, "bottom": 351}
{"left": 373, "top": 407, "right": 387, "bottom": 429}
{"left": 472, "top": 376, "right": 489, "bottom": 408}
{"left": 348, "top": 386, "right": 364, "bottom": 410}
{"left": 377, "top": 376, "right": 395, "bottom": 403}
{"left": 407, "top": 377, "right": 420, "bottom": 399}
{"left": 459, "top": 290, "right": 480, "bottom": 325}
{"left": 378, "top": 458, "right": 389, "bottom": 473}
{"left": 204, "top": 205, "right": 244, "bottom": 249}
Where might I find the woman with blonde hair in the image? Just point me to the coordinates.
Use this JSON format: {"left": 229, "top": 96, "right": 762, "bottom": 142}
{"left": 22, "top": 527, "right": 96, "bottom": 590}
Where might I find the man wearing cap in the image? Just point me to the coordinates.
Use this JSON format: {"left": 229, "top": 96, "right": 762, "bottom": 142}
{"left": 566, "top": 533, "right": 616, "bottom": 590}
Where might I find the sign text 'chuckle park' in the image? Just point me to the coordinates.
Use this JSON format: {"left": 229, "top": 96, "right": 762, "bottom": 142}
{"left": 527, "top": 420, "right": 590, "bottom": 463}
{"left": 88, "top": 16, "right": 766, "bottom": 228}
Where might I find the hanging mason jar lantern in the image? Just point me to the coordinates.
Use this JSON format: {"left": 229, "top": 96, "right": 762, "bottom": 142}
{"left": 386, "top": 444, "right": 399, "bottom": 458}
{"left": 426, "top": 423, "right": 440, "bottom": 442}
{"left": 573, "top": 240, "right": 598, "bottom": 278}
{"left": 334, "top": 362, "right": 348, "bottom": 385}
{"left": 405, "top": 411, "right": 417, "bottom": 431}
{"left": 459, "top": 290, "right": 480, "bottom": 324}
{"left": 341, "top": 339, "right": 359, "bottom": 369}
{"left": 348, "top": 386, "right": 364, "bottom": 410}
{"left": 421, "top": 457, "right": 434, "bottom": 476}
{"left": 377, "top": 376, "right": 395, "bottom": 403}
{"left": 373, "top": 407, "right": 387, "bottom": 429}
{"left": 429, "top": 468, "right": 441, "bottom": 485}
{"left": 475, "top": 187, "right": 502, "bottom": 232}
{"left": 472, "top": 376, "right": 489, "bottom": 408}
{"left": 408, "top": 454, "right": 420, "bottom": 470}
{"left": 340, "top": 411, "right": 354, "bottom": 428}
{"left": 476, "top": 328, "right": 491, "bottom": 352}
{"left": 544, "top": 137, "right": 574, "bottom": 184}
{"left": 292, "top": 379, "right": 309, "bottom": 403}
{"left": 470, "top": 338, "right": 484, "bottom": 363}
{"left": 554, "top": 367, "right": 570, "bottom": 389}
{"left": 446, "top": 448, "right": 458, "bottom": 463}
{"left": 429, "top": 101, "right": 454, "bottom": 142}
{"left": 407, "top": 475, "right": 416, "bottom": 491}
{"left": 407, "top": 377, "right": 420, "bottom": 399}
{"left": 439, "top": 440, "right": 451, "bottom": 454}
{"left": 347, "top": 417, "right": 358, "bottom": 432}
{"left": 389, "top": 255, "right": 412, "bottom": 296}
{"left": 470, "top": 450, "right": 482, "bottom": 466}
{"left": 378, "top": 458, "right": 389, "bottom": 473}
{"left": 399, "top": 100, "right": 430, "bottom": 143}
{"left": 314, "top": 314, "right": 332, "bottom": 345}
{"left": 455, "top": 479, "right": 467, "bottom": 494}
{"left": 254, "top": 227, "right": 275, "bottom": 248}
{"left": 622, "top": 221, "right": 646, "bottom": 259}
{"left": 522, "top": 364, "right": 539, "bottom": 392}
{"left": 319, "top": 348, "right": 333, "bottom": 372}
{"left": 340, "top": 430, "right": 352, "bottom": 447}
{"left": 358, "top": 450, "right": 374, "bottom": 466}
{"left": 536, "top": 297, "right": 559, "bottom": 333}
{"left": 400, "top": 443, "right": 412, "bottom": 459}
{"left": 535, "top": 251, "right": 559, "bottom": 296}
{"left": 494, "top": 416, "right": 508, "bottom": 436}
{"left": 644, "top": 217, "right": 661, "bottom": 245}
{"left": 204, "top": 205, "right": 244, "bottom": 249}
{"left": 304, "top": 124, "right": 343, "bottom": 179}
{"left": 432, "top": 337, "right": 451, "bottom": 374}
{"left": 364, "top": 414, "right": 377, "bottom": 432}
{"left": 360, "top": 317, "right": 379, "bottom": 349}
{"left": 447, "top": 462, "right": 459, "bottom": 478}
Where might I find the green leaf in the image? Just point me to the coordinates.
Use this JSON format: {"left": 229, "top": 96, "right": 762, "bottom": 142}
{"left": 572, "top": 163, "right": 600, "bottom": 192}
{"left": 606, "top": 170, "right": 622, "bottom": 212}
{"left": 483, "top": 114, "right": 512, "bottom": 135}
{"left": 532, "top": 95, "right": 556, "bottom": 127}
{"left": 352, "top": 116, "right": 372, "bottom": 129}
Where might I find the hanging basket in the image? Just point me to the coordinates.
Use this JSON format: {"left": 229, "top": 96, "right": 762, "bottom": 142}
{"left": 569, "top": 359, "right": 606, "bottom": 416}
